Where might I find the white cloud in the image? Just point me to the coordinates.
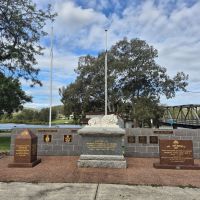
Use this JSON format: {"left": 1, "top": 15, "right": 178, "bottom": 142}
{"left": 54, "top": 1, "right": 107, "bottom": 34}
{"left": 25, "top": 0, "right": 200, "bottom": 108}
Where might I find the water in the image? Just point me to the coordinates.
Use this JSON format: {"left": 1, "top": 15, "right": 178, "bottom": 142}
{"left": 0, "top": 123, "right": 81, "bottom": 130}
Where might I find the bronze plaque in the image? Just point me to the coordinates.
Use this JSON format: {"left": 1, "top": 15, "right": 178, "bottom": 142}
{"left": 139, "top": 136, "right": 147, "bottom": 144}
{"left": 8, "top": 129, "right": 41, "bottom": 167}
{"left": 44, "top": 135, "right": 52, "bottom": 143}
{"left": 154, "top": 130, "right": 173, "bottom": 134}
{"left": 159, "top": 140, "right": 194, "bottom": 165}
{"left": 86, "top": 140, "right": 117, "bottom": 151}
{"left": 64, "top": 135, "right": 72, "bottom": 143}
{"left": 150, "top": 136, "right": 158, "bottom": 144}
{"left": 127, "top": 136, "right": 135, "bottom": 143}
{"left": 15, "top": 143, "right": 31, "bottom": 163}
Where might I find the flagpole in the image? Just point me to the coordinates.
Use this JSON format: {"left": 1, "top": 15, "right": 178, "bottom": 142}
{"left": 49, "top": 26, "right": 53, "bottom": 127}
{"left": 105, "top": 29, "right": 108, "bottom": 116}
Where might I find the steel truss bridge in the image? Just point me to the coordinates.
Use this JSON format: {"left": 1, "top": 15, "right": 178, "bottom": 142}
{"left": 161, "top": 104, "right": 200, "bottom": 129}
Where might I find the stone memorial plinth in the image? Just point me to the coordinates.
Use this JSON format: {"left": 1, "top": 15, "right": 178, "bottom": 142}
{"left": 77, "top": 114, "right": 127, "bottom": 168}
{"left": 153, "top": 139, "right": 200, "bottom": 170}
{"left": 8, "top": 129, "right": 41, "bottom": 168}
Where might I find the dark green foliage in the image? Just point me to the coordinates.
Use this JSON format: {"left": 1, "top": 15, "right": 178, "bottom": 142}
{"left": 130, "top": 97, "right": 164, "bottom": 127}
{"left": 14, "top": 109, "right": 39, "bottom": 122}
{"left": 0, "top": 0, "right": 56, "bottom": 116}
{"left": 38, "top": 108, "right": 57, "bottom": 122}
{"left": 0, "top": 73, "right": 32, "bottom": 115}
{"left": 60, "top": 38, "right": 188, "bottom": 126}
{"left": 0, "top": 0, "right": 56, "bottom": 85}
{"left": 13, "top": 108, "right": 57, "bottom": 123}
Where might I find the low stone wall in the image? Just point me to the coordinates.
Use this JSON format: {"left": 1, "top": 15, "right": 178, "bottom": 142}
{"left": 10, "top": 128, "right": 81, "bottom": 156}
{"left": 125, "top": 128, "right": 200, "bottom": 158}
{"left": 10, "top": 128, "right": 200, "bottom": 158}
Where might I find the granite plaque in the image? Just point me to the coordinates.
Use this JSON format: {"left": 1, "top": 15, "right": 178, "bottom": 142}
{"left": 139, "top": 136, "right": 147, "bottom": 144}
{"left": 150, "top": 136, "right": 158, "bottom": 144}
{"left": 8, "top": 129, "right": 41, "bottom": 168}
{"left": 127, "top": 136, "right": 135, "bottom": 143}
{"left": 154, "top": 139, "right": 200, "bottom": 169}
{"left": 82, "top": 135, "right": 122, "bottom": 155}
{"left": 64, "top": 135, "right": 72, "bottom": 143}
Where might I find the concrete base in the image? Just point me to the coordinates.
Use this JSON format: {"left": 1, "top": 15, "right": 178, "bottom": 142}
{"left": 8, "top": 158, "right": 41, "bottom": 168}
{"left": 78, "top": 155, "right": 127, "bottom": 168}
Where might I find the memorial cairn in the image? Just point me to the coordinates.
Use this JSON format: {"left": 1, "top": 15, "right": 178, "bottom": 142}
{"left": 8, "top": 129, "right": 41, "bottom": 168}
{"left": 77, "top": 114, "right": 127, "bottom": 168}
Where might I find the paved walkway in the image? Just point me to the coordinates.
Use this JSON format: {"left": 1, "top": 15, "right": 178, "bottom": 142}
{"left": 0, "top": 182, "right": 200, "bottom": 200}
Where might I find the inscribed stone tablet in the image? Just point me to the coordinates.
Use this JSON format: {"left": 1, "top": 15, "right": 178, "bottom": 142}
{"left": 8, "top": 129, "right": 41, "bottom": 167}
{"left": 159, "top": 140, "right": 194, "bottom": 165}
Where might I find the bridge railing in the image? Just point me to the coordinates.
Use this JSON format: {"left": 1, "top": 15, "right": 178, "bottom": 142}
{"left": 162, "top": 119, "right": 200, "bottom": 125}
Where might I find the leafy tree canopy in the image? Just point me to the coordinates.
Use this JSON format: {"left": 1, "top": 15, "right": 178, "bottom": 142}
{"left": 0, "top": 0, "right": 56, "bottom": 86}
{"left": 60, "top": 38, "right": 188, "bottom": 125}
{"left": 0, "top": 72, "right": 31, "bottom": 115}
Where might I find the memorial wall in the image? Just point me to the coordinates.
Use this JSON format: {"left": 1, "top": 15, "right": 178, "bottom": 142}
{"left": 10, "top": 128, "right": 200, "bottom": 158}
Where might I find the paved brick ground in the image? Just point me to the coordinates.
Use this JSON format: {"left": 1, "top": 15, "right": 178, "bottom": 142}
{"left": 0, "top": 156, "right": 200, "bottom": 187}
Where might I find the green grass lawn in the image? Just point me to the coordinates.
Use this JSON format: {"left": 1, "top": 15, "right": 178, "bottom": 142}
{"left": 0, "top": 137, "right": 11, "bottom": 152}
{"left": 51, "top": 119, "right": 74, "bottom": 124}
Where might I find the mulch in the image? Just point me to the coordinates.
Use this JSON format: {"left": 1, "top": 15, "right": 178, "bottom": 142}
{"left": 0, "top": 156, "right": 200, "bottom": 187}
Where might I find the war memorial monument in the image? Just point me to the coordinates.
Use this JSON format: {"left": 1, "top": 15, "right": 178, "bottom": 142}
{"left": 77, "top": 114, "right": 127, "bottom": 168}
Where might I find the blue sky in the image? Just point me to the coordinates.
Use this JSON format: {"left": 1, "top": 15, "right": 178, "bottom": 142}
{"left": 24, "top": 0, "right": 200, "bottom": 108}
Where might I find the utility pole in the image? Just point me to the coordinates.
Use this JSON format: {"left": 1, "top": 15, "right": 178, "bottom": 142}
{"left": 105, "top": 29, "right": 108, "bottom": 115}
{"left": 49, "top": 26, "right": 53, "bottom": 127}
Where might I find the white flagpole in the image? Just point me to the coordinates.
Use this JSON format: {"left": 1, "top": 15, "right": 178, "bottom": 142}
{"left": 49, "top": 26, "right": 53, "bottom": 127}
{"left": 105, "top": 29, "right": 108, "bottom": 116}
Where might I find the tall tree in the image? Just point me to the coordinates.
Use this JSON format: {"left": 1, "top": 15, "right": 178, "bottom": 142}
{"left": 0, "top": 0, "right": 56, "bottom": 85}
{"left": 0, "top": 72, "right": 31, "bottom": 115}
{"left": 110, "top": 39, "right": 188, "bottom": 101}
{"left": 60, "top": 38, "right": 188, "bottom": 124}
{"left": 0, "top": 0, "right": 56, "bottom": 115}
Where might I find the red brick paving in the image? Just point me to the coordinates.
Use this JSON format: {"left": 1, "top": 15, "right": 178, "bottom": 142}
{"left": 0, "top": 156, "right": 200, "bottom": 187}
